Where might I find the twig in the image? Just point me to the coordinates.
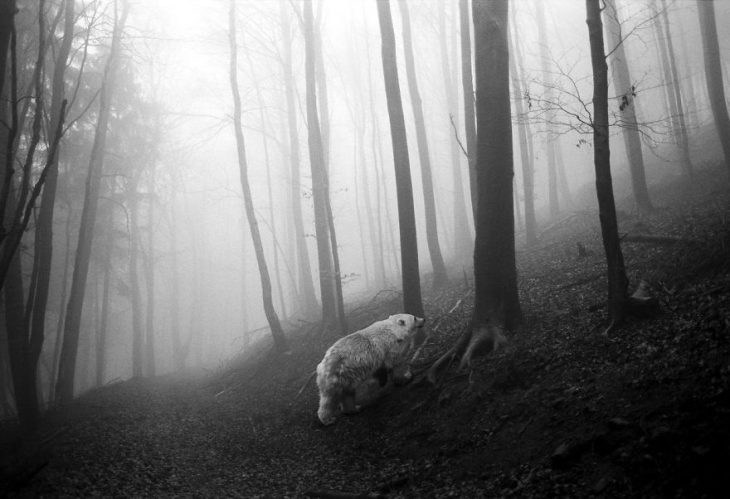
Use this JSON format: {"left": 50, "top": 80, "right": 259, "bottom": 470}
{"left": 449, "top": 113, "right": 469, "bottom": 159}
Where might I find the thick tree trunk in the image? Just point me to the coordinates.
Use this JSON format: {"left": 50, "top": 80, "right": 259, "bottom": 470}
{"left": 228, "top": 0, "right": 288, "bottom": 353}
{"left": 472, "top": 0, "right": 520, "bottom": 331}
{"left": 459, "top": 0, "right": 478, "bottom": 219}
{"left": 280, "top": 2, "right": 318, "bottom": 315}
{"left": 96, "top": 217, "right": 112, "bottom": 387}
{"left": 376, "top": 0, "right": 424, "bottom": 318}
{"left": 603, "top": 0, "right": 653, "bottom": 212}
{"left": 586, "top": 0, "right": 629, "bottom": 328}
{"left": 303, "top": 0, "right": 338, "bottom": 329}
{"left": 0, "top": 0, "right": 14, "bottom": 101}
{"left": 398, "top": 0, "right": 449, "bottom": 287}
{"left": 696, "top": 0, "right": 730, "bottom": 175}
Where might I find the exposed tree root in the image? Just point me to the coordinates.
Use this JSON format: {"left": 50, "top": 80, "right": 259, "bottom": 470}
{"left": 427, "top": 324, "right": 507, "bottom": 383}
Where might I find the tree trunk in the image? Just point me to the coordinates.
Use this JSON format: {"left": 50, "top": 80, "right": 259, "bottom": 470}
{"left": 397, "top": 0, "right": 449, "bottom": 287}
{"left": 535, "top": 0, "right": 559, "bottom": 217}
{"left": 96, "top": 215, "right": 112, "bottom": 387}
{"left": 439, "top": 0, "right": 472, "bottom": 261}
{"left": 586, "top": 0, "right": 629, "bottom": 329}
{"left": 280, "top": 2, "right": 318, "bottom": 316}
{"left": 0, "top": 0, "right": 14, "bottom": 101}
{"left": 659, "top": 0, "right": 693, "bottom": 177}
{"left": 143, "top": 173, "right": 156, "bottom": 377}
{"left": 56, "top": 0, "right": 128, "bottom": 403}
{"left": 128, "top": 176, "right": 144, "bottom": 378}
{"left": 28, "top": 0, "right": 74, "bottom": 395}
{"left": 303, "top": 0, "right": 338, "bottom": 329}
{"left": 471, "top": 0, "right": 520, "bottom": 331}
{"left": 376, "top": 0, "right": 424, "bottom": 318}
{"left": 228, "top": 0, "right": 288, "bottom": 353}
{"left": 696, "top": 0, "right": 730, "bottom": 175}
{"left": 459, "top": 0, "right": 478, "bottom": 220}
{"left": 603, "top": 0, "right": 653, "bottom": 212}
{"left": 508, "top": 32, "right": 537, "bottom": 247}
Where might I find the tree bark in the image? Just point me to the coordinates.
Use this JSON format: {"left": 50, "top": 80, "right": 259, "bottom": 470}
{"left": 397, "top": 0, "right": 449, "bottom": 287}
{"left": 696, "top": 0, "right": 730, "bottom": 175}
{"left": 586, "top": 0, "right": 629, "bottom": 328}
{"left": 603, "top": 0, "right": 653, "bottom": 212}
{"left": 228, "top": 0, "right": 288, "bottom": 353}
{"left": 471, "top": 0, "right": 520, "bottom": 331}
{"left": 375, "top": 0, "right": 424, "bottom": 318}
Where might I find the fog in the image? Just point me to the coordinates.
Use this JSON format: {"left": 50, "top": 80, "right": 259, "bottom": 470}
{"left": 2, "top": 0, "right": 729, "bottom": 407}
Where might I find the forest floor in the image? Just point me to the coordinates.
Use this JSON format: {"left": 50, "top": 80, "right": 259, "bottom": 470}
{"left": 2, "top": 167, "right": 730, "bottom": 498}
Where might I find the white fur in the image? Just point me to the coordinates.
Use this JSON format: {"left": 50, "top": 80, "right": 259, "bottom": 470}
{"left": 316, "top": 314, "right": 425, "bottom": 425}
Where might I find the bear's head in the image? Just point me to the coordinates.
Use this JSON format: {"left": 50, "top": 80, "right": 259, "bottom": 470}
{"left": 388, "top": 314, "right": 425, "bottom": 344}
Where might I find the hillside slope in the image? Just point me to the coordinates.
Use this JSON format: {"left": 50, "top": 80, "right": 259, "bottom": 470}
{"left": 2, "top": 168, "right": 729, "bottom": 498}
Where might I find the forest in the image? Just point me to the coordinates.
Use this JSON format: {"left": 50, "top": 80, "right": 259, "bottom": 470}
{"left": 1, "top": 0, "right": 729, "bottom": 496}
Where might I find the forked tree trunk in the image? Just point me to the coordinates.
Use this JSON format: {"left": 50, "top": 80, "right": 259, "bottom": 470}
{"left": 587, "top": 0, "right": 629, "bottom": 329}
{"left": 603, "top": 0, "right": 653, "bottom": 212}
{"left": 228, "top": 0, "right": 288, "bottom": 353}
{"left": 696, "top": 0, "right": 730, "bottom": 175}
{"left": 375, "top": 0, "right": 424, "bottom": 318}
{"left": 397, "top": 0, "right": 449, "bottom": 287}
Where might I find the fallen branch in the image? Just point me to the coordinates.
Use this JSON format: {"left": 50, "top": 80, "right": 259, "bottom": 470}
{"left": 537, "top": 213, "right": 579, "bottom": 240}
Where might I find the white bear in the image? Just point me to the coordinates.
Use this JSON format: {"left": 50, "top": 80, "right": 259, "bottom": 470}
{"left": 316, "top": 314, "right": 425, "bottom": 425}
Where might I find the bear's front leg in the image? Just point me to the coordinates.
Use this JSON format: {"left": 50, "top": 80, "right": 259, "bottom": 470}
{"left": 340, "top": 389, "right": 361, "bottom": 415}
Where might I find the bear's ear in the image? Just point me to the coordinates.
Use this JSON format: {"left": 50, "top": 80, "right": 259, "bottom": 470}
{"left": 398, "top": 318, "right": 406, "bottom": 326}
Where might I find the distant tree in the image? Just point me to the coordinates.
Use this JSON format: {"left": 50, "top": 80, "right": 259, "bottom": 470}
{"left": 397, "top": 0, "right": 449, "bottom": 287}
{"left": 430, "top": 0, "right": 518, "bottom": 378}
{"left": 509, "top": 35, "right": 538, "bottom": 247}
{"left": 696, "top": 0, "right": 730, "bottom": 175}
{"left": 56, "top": 0, "right": 128, "bottom": 404}
{"left": 603, "top": 0, "right": 653, "bottom": 212}
{"left": 279, "top": 2, "right": 318, "bottom": 315}
{"left": 228, "top": 0, "right": 288, "bottom": 353}
{"left": 657, "top": 0, "right": 693, "bottom": 177}
{"left": 587, "top": 0, "right": 629, "bottom": 329}
{"left": 438, "top": 0, "right": 472, "bottom": 261}
{"left": 375, "top": 0, "right": 424, "bottom": 319}
{"left": 302, "top": 0, "right": 340, "bottom": 331}
{"left": 459, "top": 0, "right": 477, "bottom": 218}
{"left": 535, "top": 0, "right": 561, "bottom": 217}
